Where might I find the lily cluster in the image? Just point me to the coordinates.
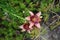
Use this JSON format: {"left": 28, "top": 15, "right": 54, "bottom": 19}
{"left": 19, "top": 11, "right": 42, "bottom": 33}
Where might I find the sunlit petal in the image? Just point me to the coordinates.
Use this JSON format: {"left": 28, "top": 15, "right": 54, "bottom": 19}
{"left": 25, "top": 16, "right": 30, "bottom": 21}
{"left": 29, "top": 11, "right": 34, "bottom": 16}
{"left": 19, "top": 25, "right": 23, "bottom": 29}
{"left": 40, "top": 16, "right": 42, "bottom": 18}
{"left": 35, "top": 23, "right": 40, "bottom": 28}
{"left": 21, "top": 29, "right": 26, "bottom": 32}
{"left": 27, "top": 30, "right": 31, "bottom": 33}
{"left": 36, "top": 12, "right": 41, "bottom": 17}
{"left": 29, "top": 21, "right": 34, "bottom": 29}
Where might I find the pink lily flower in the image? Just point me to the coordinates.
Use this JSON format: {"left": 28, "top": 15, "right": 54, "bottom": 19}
{"left": 19, "top": 23, "right": 31, "bottom": 33}
{"left": 25, "top": 11, "right": 42, "bottom": 29}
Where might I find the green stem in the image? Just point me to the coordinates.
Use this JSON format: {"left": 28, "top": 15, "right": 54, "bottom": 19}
{"left": 3, "top": 9, "right": 27, "bottom": 21}
{"left": 9, "top": 13, "right": 27, "bottom": 21}
{"left": 0, "top": 4, "right": 26, "bottom": 21}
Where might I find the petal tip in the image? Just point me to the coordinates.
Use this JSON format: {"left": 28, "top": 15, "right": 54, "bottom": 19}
{"left": 19, "top": 25, "right": 23, "bottom": 29}
{"left": 29, "top": 11, "right": 34, "bottom": 16}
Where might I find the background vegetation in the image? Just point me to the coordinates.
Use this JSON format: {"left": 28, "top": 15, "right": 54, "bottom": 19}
{"left": 0, "top": 0, "right": 60, "bottom": 40}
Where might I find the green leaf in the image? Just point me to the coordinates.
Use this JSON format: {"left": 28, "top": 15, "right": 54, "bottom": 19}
{"left": 26, "top": 0, "right": 30, "bottom": 3}
{"left": 20, "top": 3, "right": 26, "bottom": 9}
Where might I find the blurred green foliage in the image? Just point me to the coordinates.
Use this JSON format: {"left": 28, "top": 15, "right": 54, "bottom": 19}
{"left": 0, "top": 0, "right": 60, "bottom": 40}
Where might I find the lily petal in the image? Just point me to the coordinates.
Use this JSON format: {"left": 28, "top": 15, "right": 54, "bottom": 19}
{"left": 40, "top": 16, "right": 42, "bottom": 18}
{"left": 27, "top": 30, "right": 31, "bottom": 33}
{"left": 19, "top": 25, "right": 23, "bottom": 29}
{"left": 21, "top": 29, "right": 26, "bottom": 32}
{"left": 29, "top": 11, "right": 34, "bottom": 16}
{"left": 35, "top": 23, "right": 40, "bottom": 28}
{"left": 29, "top": 21, "right": 34, "bottom": 29}
{"left": 36, "top": 12, "right": 41, "bottom": 17}
{"left": 25, "top": 16, "right": 30, "bottom": 21}
{"left": 19, "top": 25, "right": 26, "bottom": 32}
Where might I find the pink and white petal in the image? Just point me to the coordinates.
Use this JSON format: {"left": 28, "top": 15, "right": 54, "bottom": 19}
{"left": 35, "top": 23, "right": 41, "bottom": 28}
{"left": 36, "top": 12, "right": 41, "bottom": 17}
{"left": 27, "top": 30, "right": 31, "bottom": 33}
{"left": 25, "top": 16, "right": 30, "bottom": 21}
{"left": 29, "top": 22, "right": 34, "bottom": 29}
{"left": 19, "top": 25, "right": 23, "bottom": 29}
{"left": 29, "top": 11, "right": 34, "bottom": 16}
{"left": 21, "top": 29, "right": 26, "bottom": 32}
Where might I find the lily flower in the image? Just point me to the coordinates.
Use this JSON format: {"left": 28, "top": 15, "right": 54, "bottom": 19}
{"left": 25, "top": 11, "right": 42, "bottom": 29}
{"left": 19, "top": 23, "right": 31, "bottom": 33}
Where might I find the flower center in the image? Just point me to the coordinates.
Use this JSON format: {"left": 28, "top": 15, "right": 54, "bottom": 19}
{"left": 32, "top": 17, "right": 36, "bottom": 22}
{"left": 30, "top": 15, "right": 41, "bottom": 23}
{"left": 23, "top": 23, "right": 30, "bottom": 30}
